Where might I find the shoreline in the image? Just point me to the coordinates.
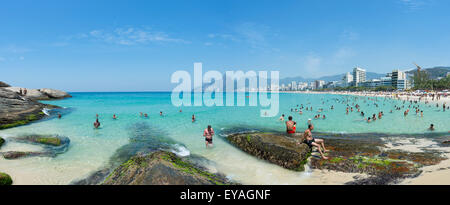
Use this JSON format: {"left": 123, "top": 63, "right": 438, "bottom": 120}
{"left": 280, "top": 90, "right": 450, "bottom": 105}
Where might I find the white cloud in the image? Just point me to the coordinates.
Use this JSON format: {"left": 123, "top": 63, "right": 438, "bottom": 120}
{"left": 334, "top": 47, "right": 356, "bottom": 59}
{"left": 340, "top": 30, "right": 360, "bottom": 41}
{"left": 304, "top": 54, "right": 322, "bottom": 74}
{"left": 76, "top": 27, "right": 189, "bottom": 45}
{"left": 399, "top": 0, "right": 430, "bottom": 11}
{"left": 206, "top": 22, "right": 278, "bottom": 52}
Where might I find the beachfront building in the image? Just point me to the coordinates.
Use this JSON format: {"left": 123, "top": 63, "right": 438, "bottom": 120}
{"left": 391, "top": 69, "right": 411, "bottom": 90}
{"left": 380, "top": 76, "right": 393, "bottom": 87}
{"left": 298, "top": 82, "right": 308, "bottom": 90}
{"left": 315, "top": 80, "right": 325, "bottom": 90}
{"left": 342, "top": 72, "right": 353, "bottom": 87}
{"left": 291, "top": 81, "right": 297, "bottom": 91}
{"left": 353, "top": 67, "right": 366, "bottom": 87}
{"left": 308, "top": 82, "right": 316, "bottom": 90}
{"left": 361, "top": 79, "right": 381, "bottom": 89}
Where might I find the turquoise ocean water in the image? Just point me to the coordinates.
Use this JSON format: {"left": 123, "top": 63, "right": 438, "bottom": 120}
{"left": 0, "top": 92, "right": 449, "bottom": 184}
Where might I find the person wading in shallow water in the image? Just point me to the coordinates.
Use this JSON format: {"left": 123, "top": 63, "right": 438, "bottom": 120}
{"left": 94, "top": 118, "right": 101, "bottom": 129}
{"left": 302, "top": 124, "right": 328, "bottom": 160}
{"left": 203, "top": 125, "right": 214, "bottom": 148}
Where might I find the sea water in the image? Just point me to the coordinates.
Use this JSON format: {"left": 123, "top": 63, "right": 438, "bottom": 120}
{"left": 0, "top": 92, "right": 449, "bottom": 184}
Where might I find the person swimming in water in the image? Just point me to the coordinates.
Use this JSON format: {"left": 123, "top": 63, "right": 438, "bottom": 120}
{"left": 302, "top": 124, "right": 328, "bottom": 159}
{"left": 58, "top": 113, "right": 62, "bottom": 119}
{"left": 279, "top": 114, "right": 285, "bottom": 121}
{"left": 192, "top": 114, "right": 195, "bottom": 122}
{"left": 113, "top": 114, "right": 117, "bottom": 119}
{"left": 160, "top": 111, "right": 163, "bottom": 116}
{"left": 203, "top": 125, "right": 214, "bottom": 148}
{"left": 286, "top": 116, "right": 296, "bottom": 134}
{"left": 429, "top": 124, "right": 435, "bottom": 131}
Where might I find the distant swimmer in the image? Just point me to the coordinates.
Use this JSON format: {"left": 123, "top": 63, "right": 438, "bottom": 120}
{"left": 180, "top": 109, "right": 182, "bottom": 113}
{"left": 140, "top": 112, "right": 143, "bottom": 117}
{"left": 286, "top": 116, "right": 296, "bottom": 134}
{"left": 192, "top": 114, "right": 195, "bottom": 122}
{"left": 302, "top": 124, "right": 328, "bottom": 160}
{"left": 94, "top": 118, "right": 101, "bottom": 129}
{"left": 58, "top": 113, "right": 62, "bottom": 119}
{"left": 113, "top": 114, "right": 117, "bottom": 120}
{"left": 160, "top": 111, "right": 163, "bottom": 116}
{"left": 203, "top": 125, "right": 214, "bottom": 148}
{"left": 429, "top": 124, "right": 435, "bottom": 131}
{"left": 144, "top": 113, "right": 148, "bottom": 118}
{"left": 279, "top": 114, "right": 285, "bottom": 121}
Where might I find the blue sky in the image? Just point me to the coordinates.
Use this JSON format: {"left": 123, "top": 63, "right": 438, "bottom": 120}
{"left": 1, "top": 0, "right": 450, "bottom": 91}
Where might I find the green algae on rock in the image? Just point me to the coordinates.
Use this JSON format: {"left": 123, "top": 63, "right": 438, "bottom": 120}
{"left": 0, "top": 172, "right": 13, "bottom": 185}
{"left": 227, "top": 132, "right": 311, "bottom": 171}
{"left": 102, "top": 151, "right": 231, "bottom": 185}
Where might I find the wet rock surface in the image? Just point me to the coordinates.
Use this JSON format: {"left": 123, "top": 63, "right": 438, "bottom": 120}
{"left": 0, "top": 137, "right": 4, "bottom": 148}
{"left": 73, "top": 122, "right": 234, "bottom": 185}
{"left": 102, "top": 151, "right": 231, "bottom": 185}
{"left": 308, "top": 136, "right": 446, "bottom": 185}
{"left": 0, "top": 135, "right": 70, "bottom": 160}
{"left": 227, "top": 132, "right": 311, "bottom": 171}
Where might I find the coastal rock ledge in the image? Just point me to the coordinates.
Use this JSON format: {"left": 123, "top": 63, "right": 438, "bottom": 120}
{"left": 227, "top": 132, "right": 311, "bottom": 171}
{"left": 102, "top": 151, "right": 231, "bottom": 185}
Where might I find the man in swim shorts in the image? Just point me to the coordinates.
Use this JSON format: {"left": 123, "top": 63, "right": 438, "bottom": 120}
{"left": 203, "top": 125, "right": 214, "bottom": 148}
{"left": 303, "top": 124, "right": 328, "bottom": 159}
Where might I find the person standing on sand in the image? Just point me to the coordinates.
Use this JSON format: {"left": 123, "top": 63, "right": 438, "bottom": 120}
{"left": 203, "top": 125, "right": 214, "bottom": 148}
{"left": 302, "top": 124, "right": 328, "bottom": 160}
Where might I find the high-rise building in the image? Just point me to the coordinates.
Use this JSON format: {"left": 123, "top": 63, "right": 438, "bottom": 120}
{"left": 315, "top": 80, "right": 325, "bottom": 89}
{"left": 352, "top": 67, "right": 366, "bottom": 87}
{"left": 391, "top": 70, "right": 410, "bottom": 90}
{"left": 342, "top": 72, "right": 353, "bottom": 87}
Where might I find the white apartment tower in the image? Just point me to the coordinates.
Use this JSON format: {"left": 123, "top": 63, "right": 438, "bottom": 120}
{"left": 353, "top": 67, "right": 366, "bottom": 87}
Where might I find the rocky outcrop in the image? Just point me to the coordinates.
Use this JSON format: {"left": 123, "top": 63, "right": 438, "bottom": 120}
{"left": 39, "top": 88, "right": 71, "bottom": 99}
{"left": 0, "top": 81, "right": 10, "bottom": 87}
{"left": 0, "top": 88, "right": 60, "bottom": 130}
{"left": 3, "top": 87, "right": 71, "bottom": 101}
{"left": 307, "top": 136, "right": 446, "bottom": 185}
{"left": 0, "top": 172, "right": 13, "bottom": 185}
{"left": 1, "top": 135, "right": 70, "bottom": 160}
{"left": 0, "top": 137, "right": 4, "bottom": 148}
{"left": 227, "top": 132, "right": 311, "bottom": 171}
{"left": 102, "top": 151, "right": 231, "bottom": 185}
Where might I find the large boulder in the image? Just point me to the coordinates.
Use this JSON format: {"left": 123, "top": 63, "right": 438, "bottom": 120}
{"left": 0, "top": 137, "right": 4, "bottom": 148}
{"left": 3, "top": 87, "right": 50, "bottom": 100}
{"left": 102, "top": 151, "right": 230, "bottom": 185}
{"left": 39, "top": 88, "right": 71, "bottom": 99}
{"left": 0, "top": 172, "right": 13, "bottom": 185}
{"left": 1, "top": 151, "right": 55, "bottom": 159}
{"left": 0, "top": 88, "right": 48, "bottom": 129}
{"left": 227, "top": 132, "right": 311, "bottom": 171}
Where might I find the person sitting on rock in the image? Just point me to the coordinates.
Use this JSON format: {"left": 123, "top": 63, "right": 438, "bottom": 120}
{"left": 286, "top": 116, "right": 296, "bottom": 134}
{"left": 303, "top": 124, "right": 328, "bottom": 160}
